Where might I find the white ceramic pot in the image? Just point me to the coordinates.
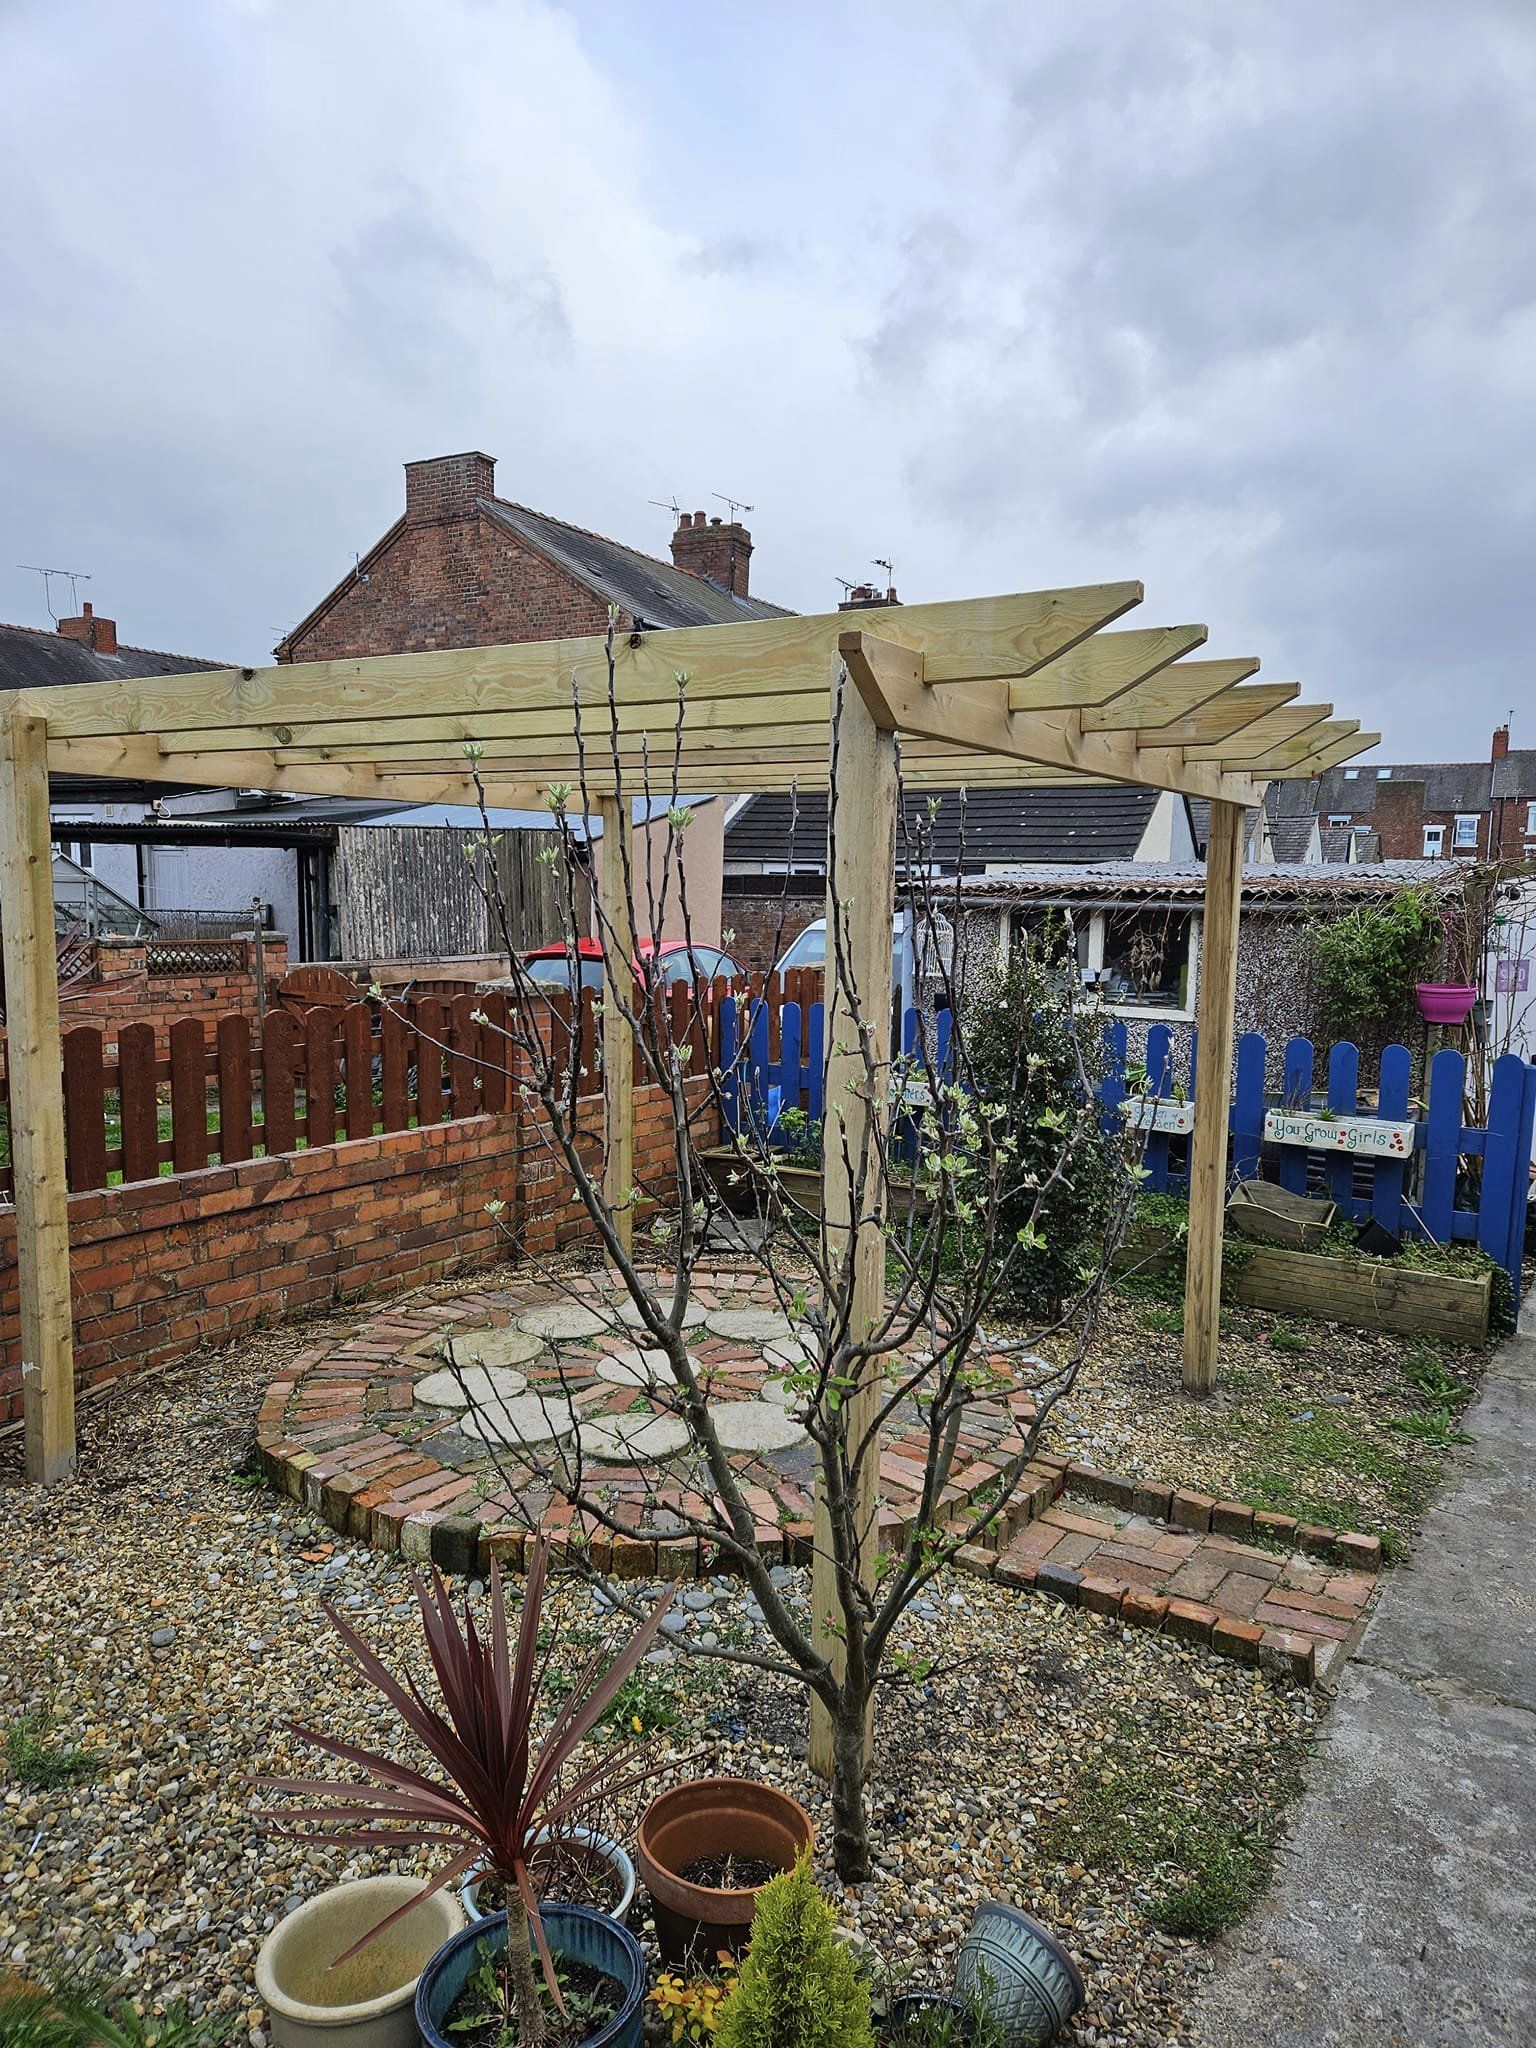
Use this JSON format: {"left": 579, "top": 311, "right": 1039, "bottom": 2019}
{"left": 255, "top": 1875, "right": 466, "bottom": 2048}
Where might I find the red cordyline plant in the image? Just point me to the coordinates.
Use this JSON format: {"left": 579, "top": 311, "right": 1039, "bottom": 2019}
{"left": 262, "top": 1536, "right": 674, "bottom": 2039}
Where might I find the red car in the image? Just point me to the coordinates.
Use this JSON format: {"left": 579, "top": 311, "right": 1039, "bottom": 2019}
{"left": 520, "top": 938, "right": 744, "bottom": 995}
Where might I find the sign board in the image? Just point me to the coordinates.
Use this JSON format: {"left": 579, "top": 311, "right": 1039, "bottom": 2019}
{"left": 1124, "top": 1096, "right": 1196, "bottom": 1134}
{"left": 1495, "top": 957, "right": 1530, "bottom": 995}
{"left": 1263, "top": 1110, "right": 1417, "bottom": 1158}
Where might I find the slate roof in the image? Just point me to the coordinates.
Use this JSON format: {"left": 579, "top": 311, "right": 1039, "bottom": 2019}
{"left": 1264, "top": 747, "right": 1536, "bottom": 860}
{"left": 725, "top": 786, "right": 1162, "bottom": 875}
{"left": 479, "top": 501, "right": 792, "bottom": 629}
{"left": 0, "top": 620, "right": 227, "bottom": 692}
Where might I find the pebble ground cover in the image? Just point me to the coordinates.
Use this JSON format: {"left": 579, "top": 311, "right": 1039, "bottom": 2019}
{"left": 1, "top": 1254, "right": 1475, "bottom": 2047}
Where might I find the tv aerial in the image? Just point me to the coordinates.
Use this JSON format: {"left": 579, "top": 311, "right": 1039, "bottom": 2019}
{"left": 18, "top": 563, "right": 91, "bottom": 621}
{"left": 713, "top": 491, "right": 754, "bottom": 523}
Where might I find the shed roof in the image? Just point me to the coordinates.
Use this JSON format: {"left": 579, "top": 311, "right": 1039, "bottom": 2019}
{"left": 958, "top": 858, "right": 1458, "bottom": 909}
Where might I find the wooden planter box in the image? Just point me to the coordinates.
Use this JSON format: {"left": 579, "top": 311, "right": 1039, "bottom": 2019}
{"left": 1114, "top": 1225, "right": 1492, "bottom": 1345}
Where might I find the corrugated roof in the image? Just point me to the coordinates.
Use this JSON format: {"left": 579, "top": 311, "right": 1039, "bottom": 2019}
{"left": 958, "top": 858, "right": 1460, "bottom": 908}
{"left": 479, "top": 500, "right": 794, "bottom": 629}
{"left": 0, "top": 620, "right": 230, "bottom": 691}
{"left": 725, "top": 785, "right": 1160, "bottom": 874}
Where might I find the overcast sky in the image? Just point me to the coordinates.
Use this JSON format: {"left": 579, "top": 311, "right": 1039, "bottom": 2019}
{"left": 3, "top": 0, "right": 1533, "bottom": 759}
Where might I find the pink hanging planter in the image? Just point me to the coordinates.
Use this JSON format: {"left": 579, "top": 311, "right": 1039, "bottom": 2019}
{"left": 1414, "top": 982, "right": 1478, "bottom": 1025}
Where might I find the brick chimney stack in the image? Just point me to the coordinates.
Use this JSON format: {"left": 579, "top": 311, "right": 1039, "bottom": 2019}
{"left": 838, "top": 582, "right": 901, "bottom": 611}
{"left": 1492, "top": 723, "right": 1511, "bottom": 763}
{"left": 404, "top": 450, "right": 496, "bottom": 524}
{"left": 57, "top": 600, "right": 117, "bottom": 655}
{"left": 671, "top": 509, "right": 752, "bottom": 596}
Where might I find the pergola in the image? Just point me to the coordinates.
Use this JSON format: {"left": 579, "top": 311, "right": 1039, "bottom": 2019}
{"left": 2, "top": 583, "right": 1375, "bottom": 1508}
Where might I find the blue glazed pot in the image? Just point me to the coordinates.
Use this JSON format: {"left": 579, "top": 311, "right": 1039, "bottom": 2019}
{"left": 954, "top": 1903, "right": 1085, "bottom": 2048}
{"left": 416, "top": 1903, "right": 645, "bottom": 2048}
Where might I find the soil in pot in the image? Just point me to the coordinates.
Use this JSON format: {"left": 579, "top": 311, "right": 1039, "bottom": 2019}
{"left": 677, "top": 1854, "right": 779, "bottom": 1891}
{"left": 476, "top": 1842, "right": 624, "bottom": 1918}
{"left": 444, "top": 1934, "right": 625, "bottom": 2048}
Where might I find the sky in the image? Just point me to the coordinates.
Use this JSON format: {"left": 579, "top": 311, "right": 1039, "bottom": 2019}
{"left": 2, "top": 0, "right": 1533, "bottom": 760}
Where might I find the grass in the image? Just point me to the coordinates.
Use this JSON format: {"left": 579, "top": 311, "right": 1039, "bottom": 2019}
{"left": 1038, "top": 1731, "right": 1308, "bottom": 1939}
{"left": 4, "top": 1708, "right": 105, "bottom": 1791}
{"left": 0, "top": 1978, "right": 232, "bottom": 2048}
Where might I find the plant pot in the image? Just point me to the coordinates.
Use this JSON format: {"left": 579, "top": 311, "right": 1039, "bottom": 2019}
{"left": 460, "top": 1825, "right": 636, "bottom": 1924}
{"left": 416, "top": 1904, "right": 644, "bottom": 2048}
{"left": 255, "top": 1875, "right": 465, "bottom": 2048}
{"left": 878, "top": 1991, "right": 980, "bottom": 2045}
{"left": 954, "top": 1902, "right": 1085, "bottom": 2048}
{"left": 635, "top": 1777, "right": 814, "bottom": 1969}
{"left": 1415, "top": 982, "right": 1478, "bottom": 1025}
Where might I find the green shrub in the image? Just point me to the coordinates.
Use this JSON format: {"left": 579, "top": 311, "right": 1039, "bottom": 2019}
{"left": 963, "top": 942, "right": 1132, "bottom": 1318}
{"left": 715, "top": 1855, "right": 874, "bottom": 2048}
{"left": 1310, "top": 887, "right": 1441, "bottom": 1037}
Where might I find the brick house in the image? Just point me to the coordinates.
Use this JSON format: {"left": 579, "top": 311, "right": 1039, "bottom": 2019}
{"left": 1266, "top": 725, "right": 1536, "bottom": 865}
{"left": 275, "top": 452, "right": 796, "bottom": 948}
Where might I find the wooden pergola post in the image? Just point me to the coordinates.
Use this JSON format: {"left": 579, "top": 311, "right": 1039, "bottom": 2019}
{"left": 1183, "top": 797, "right": 1246, "bottom": 1393}
{"left": 809, "top": 651, "right": 898, "bottom": 1780}
{"left": 596, "top": 794, "right": 636, "bottom": 1256}
{"left": 0, "top": 708, "right": 75, "bottom": 1481}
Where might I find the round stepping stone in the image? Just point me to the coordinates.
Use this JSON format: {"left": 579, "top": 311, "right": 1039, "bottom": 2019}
{"left": 577, "top": 1413, "right": 692, "bottom": 1463}
{"left": 448, "top": 1327, "right": 545, "bottom": 1371}
{"left": 594, "top": 1347, "right": 704, "bottom": 1389}
{"left": 414, "top": 1364, "right": 530, "bottom": 1411}
{"left": 704, "top": 1307, "right": 795, "bottom": 1343}
{"left": 760, "top": 1378, "right": 798, "bottom": 1410}
{"left": 711, "top": 1401, "right": 809, "bottom": 1453}
{"left": 458, "top": 1392, "right": 574, "bottom": 1448}
{"left": 516, "top": 1302, "right": 608, "bottom": 1342}
{"left": 611, "top": 1297, "right": 706, "bottom": 1332}
{"left": 765, "top": 1333, "right": 816, "bottom": 1371}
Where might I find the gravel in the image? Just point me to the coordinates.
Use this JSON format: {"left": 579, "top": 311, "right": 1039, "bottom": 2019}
{"left": 0, "top": 1269, "right": 1326, "bottom": 2046}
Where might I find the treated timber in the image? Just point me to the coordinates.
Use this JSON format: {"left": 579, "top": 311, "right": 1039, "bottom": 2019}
{"left": 809, "top": 652, "right": 897, "bottom": 1782}
{"left": 1228, "top": 1246, "right": 1492, "bottom": 1345}
{"left": 1184, "top": 797, "right": 1245, "bottom": 1395}
{"left": 0, "top": 709, "right": 76, "bottom": 1482}
{"left": 597, "top": 795, "right": 637, "bottom": 1256}
{"left": 1079, "top": 657, "right": 1260, "bottom": 730}
{"left": 1185, "top": 703, "right": 1331, "bottom": 761}
{"left": 1240, "top": 720, "right": 1361, "bottom": 771}
{"left": 1268, "top": 731, "right": 1380, "bottom": 777}
{"left": 1148, "top": 683, "right": 1301, "bottom": 747}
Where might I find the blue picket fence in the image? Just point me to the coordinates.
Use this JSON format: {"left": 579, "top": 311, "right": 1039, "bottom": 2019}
{"left": 719, "top": 992, "right": 1536, "bottom": 1304}
{"left": 1100, "top": 1021, "right": 1536, "bottom": 1302}
{"left": 719, "top": 994, "right": 953, "bottom": 1166}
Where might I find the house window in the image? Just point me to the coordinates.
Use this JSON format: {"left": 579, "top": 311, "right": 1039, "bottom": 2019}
{"left": 1095, "top": 907, "right": 1195, "bottom": 1014}
{"left": 1423, "top": 825, "right": 1445, "bottom": 857}
{"left": 1453, "top": 814, "right": 1480, "bottom": 852}
{"left": 1525, "top": 801, "right": 1536, "bottom": 837}
{"left": 1327, "top": 814, "right": 1352, "bottom": 827}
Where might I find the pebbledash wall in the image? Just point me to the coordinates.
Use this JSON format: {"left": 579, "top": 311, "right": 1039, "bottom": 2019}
{"left": 0, "top": 1077, "right": 711, "bottom": 1427}
{"left": 57, "top": 935, "right": 289, "bottom": 1042}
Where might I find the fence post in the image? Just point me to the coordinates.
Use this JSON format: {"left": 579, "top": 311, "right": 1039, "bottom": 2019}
{"left": 1323, "top": 1040, "right": 1360, "bottom": 1212}
{"left": 1478, "top": 1054, "right": 1527, "bottom": 1279}
{"left": 1183, "top": 796, "right": 1244, "bottom": 1396}
{"left": 1371, "top": 1042, "right": 1414, "bottom": 1240}
{"left": 1231, "top": 1032, "right": 1267, "bottom": 1182}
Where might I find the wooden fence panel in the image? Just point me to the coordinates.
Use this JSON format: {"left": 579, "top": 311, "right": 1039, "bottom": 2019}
{"left": 1371, "top": 1043, "right": 1414, "bottom": 1238}
{"left": 262, "top": 1010, "right": 299, "bottom": 1156}
{"left": 62, "top": 1027, "right": 108, "bottom": 1193}
{"left": 217, "top": 1015, "right": 254, "bottom": 1163}
{"left": 1276, "top": 1037, "right": 1315, "bottom": 1196}
{"left": 449, "top": 994, "right": 478, "bottom": 1119}
{"left": 305, "top": 1007, "right": 337, "bottom": 1151}
{"left": 480, "top": 992, "right": 510, "bottom": 1115}
{"left": 1323, "top": 1040, "right": 1359, "bottom": 1213}
{"left": 118, "top": 1023, "right": 159, "bottom": 1184}
{"left": 343, "top": 1004, "right": 374, "bottom": 1142}
{"left": 380, "top": 1004, "right": 411, "bottom": 1131}
{"left": 414, "top": 998, "right": 447, "bottom": 1124}
{"left": 169, "top": 1019, "right": 209, "bottom": 1174}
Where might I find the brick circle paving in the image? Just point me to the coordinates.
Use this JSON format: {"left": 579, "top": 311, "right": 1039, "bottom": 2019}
{"left": 257, "top": 1264, "right": 1043, "bottom": 1579}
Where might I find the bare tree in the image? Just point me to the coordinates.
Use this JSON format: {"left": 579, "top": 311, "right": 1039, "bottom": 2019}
{"left": 395, "top": 617, "right": 1141, "bottom": 1883}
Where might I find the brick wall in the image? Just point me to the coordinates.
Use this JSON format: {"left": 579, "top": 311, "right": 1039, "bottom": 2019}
{"left": 0, "top": 1076, "right": 715, "bottom": 1425}
{"left": 57, "top": 936, "right": 288, "bottom": 1043}
{"left": 721, "top": 882, "right": 823, "bottom": 972}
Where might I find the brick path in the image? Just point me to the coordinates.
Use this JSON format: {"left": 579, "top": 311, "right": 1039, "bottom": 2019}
{"left": 984, "top": 1494, "right": 1380, "bottom": 1686}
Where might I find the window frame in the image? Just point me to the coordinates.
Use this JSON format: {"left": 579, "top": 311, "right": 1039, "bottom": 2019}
{"left": 1084, "top": 906, "right": 1200, "bottom": 1023}
{"left": 1423, "top": 824, "right": 1446, "bottom": 857}
{"left": 1452, "top": 813, "right": 1481, "bottom": 852}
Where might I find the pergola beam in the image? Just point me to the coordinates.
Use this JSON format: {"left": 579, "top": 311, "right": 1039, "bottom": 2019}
{"left": 1079, "top": 657, "right": 1260, "bottom": 730}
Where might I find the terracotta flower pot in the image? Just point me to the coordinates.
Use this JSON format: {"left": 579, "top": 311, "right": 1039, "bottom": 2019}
{"left": 635, "top": 1777, "right": 814, "bottom": 1968}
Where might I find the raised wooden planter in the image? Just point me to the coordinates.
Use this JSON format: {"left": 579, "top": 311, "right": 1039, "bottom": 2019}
{"left": 699, "top": 1146, "right": 930, "bottom": 1224}
{"left": 1114, "top": 1226, "right": 1492, "bottom": 1345}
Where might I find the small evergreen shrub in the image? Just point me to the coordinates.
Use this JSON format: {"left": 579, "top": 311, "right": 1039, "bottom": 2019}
{"left": 1310, "top": 887, "right": 1441, "bottom": 1037}
{"left": 715, "top": 1855, "right": 874, "bottom": 2048}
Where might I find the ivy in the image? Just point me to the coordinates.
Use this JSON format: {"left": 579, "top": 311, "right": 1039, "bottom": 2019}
{"left": 1310, "top": 886, "right": 1441, "bottom": 1036}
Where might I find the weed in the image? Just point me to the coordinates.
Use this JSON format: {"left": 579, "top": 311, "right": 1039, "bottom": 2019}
{"left": 1268, "top": 1325, "right": 1310, "bottom": 1355}
{"left": 5, "top": 1708, "right": 105, "bottom": 1791}
{"left": 1388, "top": 1409, "right": 1474, "bottom": 1446}
{"left": 1137, "top": 1305, "right": 1184, "bottom": 1335}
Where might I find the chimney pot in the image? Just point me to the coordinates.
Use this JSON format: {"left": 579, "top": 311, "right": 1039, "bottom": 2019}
{"left": 693, "top": 509, "right": 706, "bottom": 525}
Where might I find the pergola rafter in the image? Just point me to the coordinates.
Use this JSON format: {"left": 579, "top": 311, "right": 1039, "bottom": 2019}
{"left": 2, "top": 583, "right": 1377, "bottom": 1515}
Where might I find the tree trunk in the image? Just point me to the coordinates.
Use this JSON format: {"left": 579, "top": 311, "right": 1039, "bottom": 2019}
{"left": 505, "top": 1898, "right": 547, "bottom": 2047}
{"left": 829, "top": 1692, "right": 873, "bottom": 1883}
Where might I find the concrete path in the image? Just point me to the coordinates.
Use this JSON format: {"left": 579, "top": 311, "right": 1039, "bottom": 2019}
{"left": 1186, "top": 1307, "right": 1536, "bottom": 2048}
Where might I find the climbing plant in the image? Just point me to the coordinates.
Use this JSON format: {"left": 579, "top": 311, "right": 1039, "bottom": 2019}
{"left": 1310, "top": 886, "right": 1441, "bottom": 1035}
